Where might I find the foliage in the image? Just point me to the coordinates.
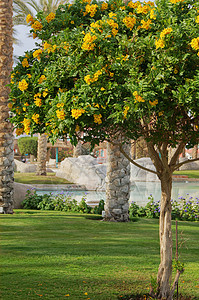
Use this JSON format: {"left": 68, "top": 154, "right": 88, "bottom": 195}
{"left": 17, "top": 136, "right": 38, "bottom": 157}
{"left": 22, "top": 189, "right": 50, "bottom": 209}
{"left": 23, "top": 190, "right": 105, "bottom": 214}
{"left": 129, "top": 195, "right": 199, "bottom": 222}
{"left": 9, "top": 0, "right": 199, "bottom": 150}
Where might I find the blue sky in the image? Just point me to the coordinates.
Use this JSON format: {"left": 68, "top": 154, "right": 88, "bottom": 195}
{"left": 14, "top": 25, "right": 36, "bottom": 58}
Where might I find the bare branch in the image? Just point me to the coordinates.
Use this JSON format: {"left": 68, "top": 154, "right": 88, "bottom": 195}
{"left": 118, "top": 144, "right": 158, "bottom": 175}
{"left": 170, "top": 269, "right": 184, "bottom": 299}
{"left": 174, "top": 157, "right": 199, "bottom": 171}
{"left": 169, "top": 142, "right": 186, "bottom": 170}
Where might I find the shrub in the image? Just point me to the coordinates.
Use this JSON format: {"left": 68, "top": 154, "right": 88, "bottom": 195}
{"left": 22, "top": 189, "right": 44, "bottom": 209}
{"left": 18, "top": 137, "right": 38, "bottom": 157}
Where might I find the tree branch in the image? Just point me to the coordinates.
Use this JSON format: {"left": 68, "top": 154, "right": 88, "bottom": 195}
{"left": 169, "top": 142, "right": 186, "bottom": 170}
{"left": 174, "top": 157, "right": 199, "bottom": 171}
{"left": 170, "top": 269, "right": 184, "bottom": 299}
{"left": 118, "top": 144, "right": 158, "bottom": 175}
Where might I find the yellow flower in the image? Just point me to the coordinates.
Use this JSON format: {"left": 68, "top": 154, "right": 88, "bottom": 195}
{"left": 34, "top": 98, "right": 42, "bottom": 107}
{"left": 149, "top": 99, "right": 158, "bottom": 106}
{"left": 94, "top": 114, "right": 102, "bottom": 124}
{"left": 22, "top": 58, "right": 29, "bottom": 68}
{"left": 140, "top": 19, "right": 152, "bottom": 30}
{"left": 170, "top": 0, "right": 184, "bottom": 3}
{"left": 160, "top": 27, "right": 173, "bottom": 39}
{"left": 174, "top": 68, "right": 178, "bottom": 74}
{"left": 38, "top": 75, "right": 46, "bottom": 84}
{"left": 190, "top": 37, "right": 199, "bottom": 51}
{"left": 110, "top": 72, "right": 114, "bottom": 77}
{"left": 133, "top": 91, "right": 145, "bottom": 103}
{"left": 158, "top": 111, "right": 164, "bottom": 116}
{"left": 26, "top": 14, "right": 34, "bottom": 24}
{"left": 123, "top": 106, "right": 129, "bottom": 118}
{"left": 85, "top": 4, "right": 98, "bottom": 17}
{"left": 32, "top": 113, "right": 40, "bottom": 124}
{"left": 22, "top": 118, "right": 31, "bottom": 134}
{"left": 31, "top": 20, "right": 43, "bottom": 31}
{"left": 101, "top": 2, "right": 108, "bottom": 10}
{"left": 196, "top": 16, "right": 199, "bottom": 24}
{"left": 75, "top": 125, "right": 80, "bottom": 132}
{"left": 18, "top": 79, "right": 28, "bottom": 91}
{"left": 123, "top": 16, "right": 136, "bottom": 30}
{"left": 8, "top": 103, "right": 13, "bottom": 109}
{"left": 71, "top": 108, "right": 85, "bottom": 119}
{"left": 27, "top": 74, "right": 32, "bottom": 78}
{"left": 81, "top": 33, "right": 97, "bottom": 51}
{"left": 128, "top": 1, "right": 139, "bottom": 9}
{"left": 16, "top": 128, "right": 24, "bottom": 136}
{"left": 43, "top": 42, "right": 51, "bottom": 51}
{"left": 46, "top": 12, "right": 55, "bottom": 23}
{"left": 101, "top": 87, "right": 105, "bottom": 91}
{"left": 43, "top": 89, "right": 48, "bottom": 97}
{"left": 33, "top": 32, "right": 37, "bottom": 39}
{"left": 155, "top": 39, "right": 165, "bottom": 49}
{"left": 71, "top": 20, "right": 74, "bottom": 24}
{"left": 56, "top": 109, "right": 65, "bottom": 120}
{"left": 33, "top": 49, "right": 42, "bottom": 60}
{"left": 150, "top": 9, "right": 156, "bottom": 20}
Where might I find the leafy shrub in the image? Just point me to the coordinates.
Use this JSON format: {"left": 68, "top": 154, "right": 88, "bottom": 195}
{"left": 92, "top": 200, "right": 105, "bottom": 215}
{"left": 22, "top": 189, "right": 44, "bottom": 209}
{"left": 129, "top": 195, "right": 199, "bottom": 222}
{"left": 18, "top": 137, "right": 38, "bottom": 157}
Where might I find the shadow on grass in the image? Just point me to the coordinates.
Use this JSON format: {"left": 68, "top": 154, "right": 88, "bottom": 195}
{"left": 118, "top": 293, "right": 199, "bottom": 299}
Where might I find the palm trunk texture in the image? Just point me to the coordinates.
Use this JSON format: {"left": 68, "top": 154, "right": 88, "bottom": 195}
{"left": 0, "top": 0, "right": 14, "bottom": 213}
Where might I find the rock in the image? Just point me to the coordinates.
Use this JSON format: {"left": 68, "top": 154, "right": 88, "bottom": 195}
{"left": 13, "top": 182, "right": 34, "bottom": 208}
{"left": 14, "top": 159, "right": 37, "bottom": 173}
{"left": 179, "top": 157, "right": 199, "bottom": 170}
{"left": 56, "top": 155, "right": 107, "bottom": 190}
{"left": 130, "top": 157, "right": 159, "bottom": 182}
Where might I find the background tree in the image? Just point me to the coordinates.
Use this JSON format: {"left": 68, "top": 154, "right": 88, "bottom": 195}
{"left": 0, "top": 0, "right": 14, "bottom": 214}
{"left": 9, "top": 0, "right": 199, "bottom": 297}
{"left": 18, "top": 136, "right": 38, "bottom": 157}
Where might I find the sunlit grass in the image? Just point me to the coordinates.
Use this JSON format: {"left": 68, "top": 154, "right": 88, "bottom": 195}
{"left": 173, "top": 170, "right": 199, "bottom": 178}
{"left": 14, "top": 173, "right": 73, "bottom": 185}
{"left": 1, "top": 210, "right": 199, "bottom": 299}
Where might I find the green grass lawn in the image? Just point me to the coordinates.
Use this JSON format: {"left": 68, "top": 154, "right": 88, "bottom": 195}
{"left": 14, "top": 173, "right": 73, "bottom": 185}
{"left": 1, "top": 211, "right": 199, "bottom": 299}
{"left": 173, "top": 170, "right": 199, "bottom": 178}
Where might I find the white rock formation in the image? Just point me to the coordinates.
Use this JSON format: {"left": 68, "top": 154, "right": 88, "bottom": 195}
{"left": 56, "top": 155, "right": 107, "bottom": 190}
{"left": 14, "top": 159, "right": 37, "bottom": 173}
{"left": 14, "top": 182, "right": 34, "bottom": 208}
{"left": 179, "top": 157, "right": 199, "bottom": 171}
{"left": 130, "top": 157, "right": 159, "bottom": 182}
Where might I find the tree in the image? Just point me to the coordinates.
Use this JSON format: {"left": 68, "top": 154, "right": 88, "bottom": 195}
{"left": 0, "top": 0, "right": 14, "bottom": 214}
{"left": 8, "top": 0, "right": 199, "bottom": 298}
{"left": 18, "top": 136, "right": 38, "bottom": 157}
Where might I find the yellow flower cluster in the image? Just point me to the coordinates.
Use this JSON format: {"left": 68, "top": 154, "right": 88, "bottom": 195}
{"left": 32, "top": 113, "right": 40, "bottom": 124}
{"left": 170, "top": 0, "right": 184, "bottom": 3}
{"left": 34, "top": 93, "right": 42, "bottom": 107}
{"left": 56, "top": 109, "right": 65, "bottom": 120}
{"left": 136, "top": 4, "right": 151, "bottom": 14}
{"left": 71, "top": 108, "right": 85, "bottom": 119}
{"left": 16, "top": 128, "right": 24, "bottom": 136}
{"left": 155, "top": 39, "right": 165, "bottom": 49}
{"left": 128, "top": 1, "right": 139, "bottom": 9}
{"left": 141, "top": 19, "right": 152, "bottom": 30}
{"left": 160, "top": 27, "right": 173, "bottom": 39}
{"left": 149, "top": 99, "right": 158, "bottom": 106}
{"left": 82, "top": 33, "right": 97, "bottom": 51}
{"left": 133, "top": 91, "right": 145, "bottom": 103}
{"left": 150, "top": 9, "right": 156, "bottom": 20}
{"left": 46, "top": 12, "right": 55, "bottom": 23}
{"left": 26, "top": 14, "right": 34, "bottom": 24}
{"left": 190, "top": 37, "right": 199, "bottom": 51}
{"left": 123, "top": 106, "right": 130, "bottom": 118}
{"left": 57, "top": 103, "right": 64, "bottom": 108}
{"left": 27, "top": 73, "right": 31, "bottom": 78}
{"left": 18, "top": 79, "right": 28, "bottom": 91}
{"left": 33, "top": 49, "right": 42, "bottom": 60}
{"left": 43, "top": 42, "right": 51, "bottom": 51}
{"left": 23, "top": 118, "right": 31, "bottom": 134}
{"left": 94, "top": 114, "right": 102, "bottom": 124}
{"left": 101, "top": 2, "right": 108, "bottom": 10}
{"left": 43, "top": 89, "right": 48, "bottom": 97}
{"left": 123, "top": 16, "right": 136, "bottom": 31}
{"left": 85, "top": 4, "right": 98, "bottom": 17}
{"left": 84, "top": 70, "right": 102, "bottom": 85}
{"left": 38, "top": 75, "right": 46, "bottom": 84}
{"left": 31, "top": 20, "right": 43, "bottom": 31}
{"left": 22, "top": 58, "right": 29, "bottom": 68}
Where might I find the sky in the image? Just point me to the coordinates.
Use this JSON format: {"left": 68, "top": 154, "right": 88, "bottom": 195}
{"left": 14, "top": 25, "right": 36, "bottom": 59}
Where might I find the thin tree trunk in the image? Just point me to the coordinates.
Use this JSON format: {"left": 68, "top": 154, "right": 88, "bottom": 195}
{"left": 0, "top": 0, "right": 14, "bottom": 213}
{"left": 36, "top": 133, "right": 47, "bottom": 175}
{"left": 104, "top": 141, "right": 130, "bottom": 222}
{"left": 157, "top": 171, "right": 173, "bottom": 299}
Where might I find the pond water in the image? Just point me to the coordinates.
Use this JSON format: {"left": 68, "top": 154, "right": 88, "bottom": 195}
{"left": 36, "top": 181, "right": 199, "bottom": 206}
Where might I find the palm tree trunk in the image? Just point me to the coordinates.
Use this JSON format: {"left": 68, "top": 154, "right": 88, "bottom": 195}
{"left": 192, "top": 145, "right": 198, "bottom": 159}
{"left": 104, "top": 141, "right": 130, "bottom": 222}
{"left": 0, "top": 0, "right": 14, "bottom": 214}
{"left": 36, "top": 133, "right": 47, "bottom": 175}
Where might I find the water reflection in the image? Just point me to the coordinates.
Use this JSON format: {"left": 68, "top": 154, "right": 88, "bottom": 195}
{"left": 36, "top": 181, "right": 199, "bottom": 207}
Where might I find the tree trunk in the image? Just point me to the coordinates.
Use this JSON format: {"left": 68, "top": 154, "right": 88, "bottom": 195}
{"left": 192, "top": 145, "right": 198, "bottom": 159}
{"left": 36, "top": 133, "right": 47, "bottom": 175}
{"left": 157, "top": 172, "right": 173, "bottom": 299}
{"left": 104, "top": 141, "right": 130, "bottom": 222}
{"left": 0, "top": 0, "right": 14, "bottom": 214}
{"left": 73, "top": 141, "right": 84, "bottom": 157}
